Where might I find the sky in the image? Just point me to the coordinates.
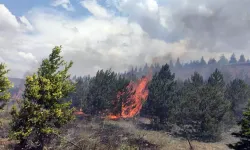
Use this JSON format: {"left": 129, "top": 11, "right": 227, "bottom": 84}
{"left": 1, "top": 0, "right": 250, "bottom": 78}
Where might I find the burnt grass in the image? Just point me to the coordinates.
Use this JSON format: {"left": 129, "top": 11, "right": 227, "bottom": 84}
{"left": 47, "top": 118, "right": 159, "bottom": 150}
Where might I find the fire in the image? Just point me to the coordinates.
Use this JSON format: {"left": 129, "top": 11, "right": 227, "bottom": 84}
{"left": 108, "top": 72, "right": 151, "bottom": 119}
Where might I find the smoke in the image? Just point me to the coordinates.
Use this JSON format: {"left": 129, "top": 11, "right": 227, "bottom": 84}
{"left": 169, "top": 0, "right": 250, "bottom": 53}
{"left": 101, "top": 0, "right": 250, "bottom": 66}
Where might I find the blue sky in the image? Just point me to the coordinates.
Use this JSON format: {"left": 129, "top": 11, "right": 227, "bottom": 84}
{"left": 0, "top": 0, "right": 250, "bottom": 78}
{"left": 1, "top": 0, "right": 94, "bottom": 18}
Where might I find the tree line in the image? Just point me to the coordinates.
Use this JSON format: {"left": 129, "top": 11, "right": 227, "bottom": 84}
{"left": 1, "top": 46, "right": 250, "bottom": 149}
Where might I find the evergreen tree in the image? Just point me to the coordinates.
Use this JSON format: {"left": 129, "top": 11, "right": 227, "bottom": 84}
{"left": 218, "top": 55, "right": 229, "bottom": 65}
{"left": 208, "top": 58, "right": 217, "bottom": 65}
{"left": 200, "top": 56, "right": 207, "bottom": 66}
{"left": 239, "top": 54, "right": 246, "bottom": 63}
{"left": 229, "top": 53, "right": 237, "bottom": 64}
{"left": 177, "top": 70, "right": 231, "bottom": 141}
{"left": 69, "top": 76, "right": 91, "bottom": 110}
{"left": 229, "top": 102, "right": 250, "bottom": 149}
{"left": 142, "top": 63, "right": 176, "bottom": 124}
{"left": 225, "top": 79, "right": 249, "bottom": 121}
{"left": 0, "top": 63, "right": 12, "bottom": 110}
{"left": 208, "top": 69, "right": 225, "bottom": 87}
{"left": 201, "top": 69, "right": 230, "bottom": 140}
{"left": 86, "top": 69, "right": 129, "bottom": 115}
{"left": 176, "top": 72, "right": 204, "bottom": 133}
{"left": 175, "top": 58, "right": 182, "bottom": 69}
{"left": 9, "top": 46, "right": 75, "bottom": 150}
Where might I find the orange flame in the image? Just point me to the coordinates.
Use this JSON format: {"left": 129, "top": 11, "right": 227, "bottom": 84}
{"left": 108, "top": 71, "right": 152, "bottom": 120}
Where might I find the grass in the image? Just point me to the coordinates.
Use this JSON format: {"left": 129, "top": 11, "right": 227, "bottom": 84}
{"left": 0, "top": 116, "right": 236, "bottom": 150}
{"left": 106, "top": 119, "right": 229, "bottom": 150}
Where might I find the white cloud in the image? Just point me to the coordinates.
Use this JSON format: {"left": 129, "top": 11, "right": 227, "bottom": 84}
{"left": 51, "top": 0, "right": 74, "bottom": 11}
{"left": 18, "top": 52, "right": 37, "bottom": 63}
{"left": 20, "top": 16, "right": 34, "bottom": 31}
{"left": 1, "top": 0, "right": 249, "bottom": 78}
{"left": 81, "top": 0, "right": 111, "bottom": 18}
{"left": 0, "top": 4, "right": 20, "bottom": 32}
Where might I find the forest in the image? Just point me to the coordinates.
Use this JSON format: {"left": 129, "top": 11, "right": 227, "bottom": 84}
{"left": 1, "top": 46, "right": 250, "bottom": 150}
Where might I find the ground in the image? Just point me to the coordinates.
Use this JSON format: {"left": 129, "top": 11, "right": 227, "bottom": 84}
{"left": 0, "top": 116, "right": 239, "bottom": 150}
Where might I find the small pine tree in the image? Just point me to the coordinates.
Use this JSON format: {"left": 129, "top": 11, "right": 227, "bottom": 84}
{"left": 229, "top": 101, "right": 250, "bottom": 149}
{"left": 225, "top": 79, "right": 249, "bottom": 121}
{"left": 86, "top": 69, "right": 129, "bottom": 115}
{"left": 229, "top": 53, "right": 237, "bottom": 64}
{"left": 239, "top": 54, "right": 246, "bottom": 63}
{"left": 218, "top": 55, "right": 229, "bottom": 65}
{"left": 208, "top": 58, "right": 217, "bottom": 65}
{"left": 200, "top": 56, "right": 207, "bottom": 66}
{"left": 175, "top": 58, "right": 182, "bottom": 69}
{"left": 0, "top": 63, "right": 12, "bottom": 110}
{"left": 9, "top": 46, "right": 75, "bottom": 150}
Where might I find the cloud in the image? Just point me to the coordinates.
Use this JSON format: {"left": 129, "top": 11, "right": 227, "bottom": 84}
{"left": 51, "top": 0, "right": 74, "bottom": 11}
{"left": 0, "top": 4, "right": 20, "bottom": 33}
{"left": 20, "top": 16, "right": 34, "bottom": 31}
{"left": 2, "top": 0, "right": 250, "bottom": 78}
{"left": 81, "top": 0, "right": 111, "bottom": 18}
{"left": 18, "top": 52, "right": 37, "bottom": 63}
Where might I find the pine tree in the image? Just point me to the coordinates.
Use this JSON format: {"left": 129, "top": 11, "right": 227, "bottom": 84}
{"left": 86, "top": 69, "right": 129, "bottom": 115}
{"left": 142, "top": 63, "right": 176, "bottom": 124}
{"left": 239, "top": 54, "right": 246, "bottom": 63}
{"left": 0, "top": 63, "right": 12, "bottom": 110}
{"left": 69, "top": 76, "right": 91, "bottom": 110}
{"left": 201, "top": 69, "right": 230, "bottom": 140}
{"left": 9, "top": 46, "right": 75, "bottom": 150}
{"left": 200, "top": 56, "right": 207, "bottom": 66}
{"left": 229, "top": 102, "right": 250, "bottom": 149}
{"left": 208, "top": 69, "right": 225, "bottom": 87}
{"left": 177, "top": 70, "right": 231, "bottom": 141}
{"left": 208, "top": 58, "right": 217, "bottom": 65}
{"left": 175, "top": 58, "right": 182, "bottom": 69}
{"left": 225, "top": 79, "right": 249, "bottom": 121}
{"left": 218, "top": 55, "right": 229, "bottom": 65}
{"left": 229, "top": 53, "right": 237, "bottom": 64}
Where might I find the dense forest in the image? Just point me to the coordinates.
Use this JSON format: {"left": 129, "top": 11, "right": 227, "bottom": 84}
{"left": 2, "top": 48, "right": 250, "bottom": 149}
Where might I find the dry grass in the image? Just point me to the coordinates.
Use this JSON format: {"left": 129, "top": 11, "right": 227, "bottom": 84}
{"left": 106, "top": 119, "right": 230, "bottom": 150}
{"left": 0, "top": 117, "right": 236, "bottom": 150}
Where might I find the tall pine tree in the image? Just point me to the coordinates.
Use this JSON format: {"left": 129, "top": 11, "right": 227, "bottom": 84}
{"left": 142, "top": 63, "right": 176, "bottom": 124}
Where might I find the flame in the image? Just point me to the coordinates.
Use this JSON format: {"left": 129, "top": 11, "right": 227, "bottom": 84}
{"left": 108, "top": 71, "right": 152, "bottom": 120}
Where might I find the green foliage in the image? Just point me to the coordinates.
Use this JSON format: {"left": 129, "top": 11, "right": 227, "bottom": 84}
{"left": 177, "top": 70, "right": 231, "bottom": 141}
{"left": 142, "top": 63, "right": 176, "bottom": 124}
{"left": 229, "top": 53, "right": 237, "bottom": 64}
{"left": 9, "top": 46, "right": 75, "bottom": 149}
{"left": 0, "top": 63, "right": 12, "bottom": 110}
{"left": 175, "top": 58, "right": 182, "bottom": 69}
{"left": 69, "top": 76, "right": 91, "bottom": 110}
{"left": 207, "top": 58, "right": 217, "bottom": 65}
{"left": 200, "top": 56, "right": 207, "bottom": 66}
{"left": 86, "top": 69, "right": 129, "bottom": 115}
{"left": 239, "top": 54, "right": 246, "bottom": 63}
{"left": 225, "top": 79, "right": 250, "bottom": 121}
{"left": 229, "top": 102, "right": 250, "bottom": 149}
{"left": 218, "top": 55, "right": 229, "bottom": 65}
